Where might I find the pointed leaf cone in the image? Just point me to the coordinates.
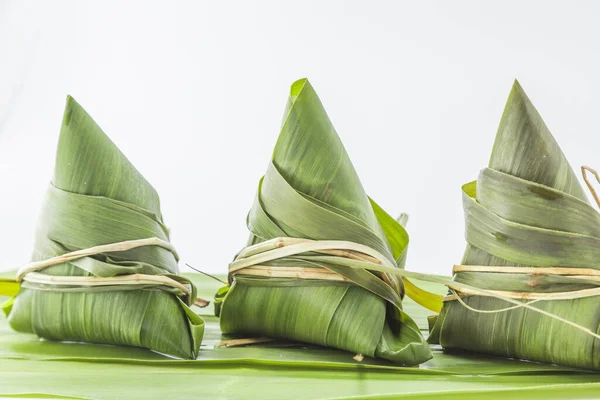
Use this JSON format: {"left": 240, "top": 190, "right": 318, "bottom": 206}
{"left": 430, "top": 81, "right": 600, "bottom": 370}
{"left": 271, "top": 80, "right": 388, "bottom": 241}
{"left": 54, "top": 96, "right": 164, "bottom": 217}
{"left": 220, "top": 79, "right": 431, "bottom": 365}
{"left": 489, "top": 80, "right": 587, "bottom": 200}
{"left": 7, "top": 97, "right": 203, "bottom": 359}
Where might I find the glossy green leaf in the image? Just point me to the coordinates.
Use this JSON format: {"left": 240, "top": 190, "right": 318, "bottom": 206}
{"left": 0, "top": 278, "right": 19, "bottom": 297}
{"left": 1, "top": 275, "right": 599, "bottom": 399}
{"left": 430, "top": 80, "right": 600, "bottom": 370}
{"left": 5, "top": 97, "right": 203, "bottom": 359}
{"left": 220, "top": 79, "right": 431, "bottom": 365}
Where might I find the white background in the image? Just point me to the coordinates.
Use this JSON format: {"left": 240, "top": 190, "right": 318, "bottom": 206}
{"left": 1, "top": 0, "right": 599, "bottom": 275}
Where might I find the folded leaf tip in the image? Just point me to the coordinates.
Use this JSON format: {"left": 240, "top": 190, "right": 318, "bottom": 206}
{"left": 290, "top": 78, "right": 309, "bottom": 96}
{"left": 62, "top": 95, "right": 79, "bottom": 126}
{"left": 512, "top": 78, "right": 522, "bottom": 88}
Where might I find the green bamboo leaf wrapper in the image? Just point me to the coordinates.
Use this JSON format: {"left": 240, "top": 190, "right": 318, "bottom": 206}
{"left": 4, "top": 96, "right": 203, "bottom": 359}
{"left": 429, "top": 80, "right": 600, "bottom": 370}
{"left": 218, "top": 79, "right": 431, "bottom": 365}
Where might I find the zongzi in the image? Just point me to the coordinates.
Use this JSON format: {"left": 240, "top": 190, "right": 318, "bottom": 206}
{"left": 3, "top": 96, "right": 203, "bottom": 359}
{"left": 217, "top": 78, "right": 431, "bottom": 365}
{"left": 429, "top": 80, "right": 600, "bottom": 370}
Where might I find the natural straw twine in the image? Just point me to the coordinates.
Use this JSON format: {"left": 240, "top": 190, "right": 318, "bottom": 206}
{"left": 15, "top": 238, "right": 190, "bottom": 295}
{"left": 230, "top": 237, "right": 600, "bottom": 341}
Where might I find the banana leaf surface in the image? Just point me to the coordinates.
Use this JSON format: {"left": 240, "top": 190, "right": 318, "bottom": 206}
{"left": 1, "top": 272, "right": 600, "bottom": 399}
{"left": 218, "top": 78, "right": 432, "bottom": 365}
{"left": 430, "top": 80, "right": 600, "bottom": 370}
{"left": 3, "top": 97, "right": 203, "bottom": 359}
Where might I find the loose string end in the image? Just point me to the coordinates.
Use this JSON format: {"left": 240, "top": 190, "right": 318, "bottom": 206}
{"left": 185, "top": 263, "right": 228, "bottom": 285}
{"left": 581, "top": 165, "right": 600, "bottom": 209}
